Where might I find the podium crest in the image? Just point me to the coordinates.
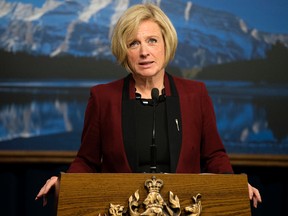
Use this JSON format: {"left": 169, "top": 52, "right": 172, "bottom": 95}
{"left": 109, "top": 176, "right": 202, "bottom": 216}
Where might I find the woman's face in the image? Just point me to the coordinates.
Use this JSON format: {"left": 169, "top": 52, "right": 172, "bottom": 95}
{"left": 126, "top": 19, "right": 165, "bottom": 79}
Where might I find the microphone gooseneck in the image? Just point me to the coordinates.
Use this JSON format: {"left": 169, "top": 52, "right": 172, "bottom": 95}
{"left": 150, "top": 88, "right": 159, "bottom": 173}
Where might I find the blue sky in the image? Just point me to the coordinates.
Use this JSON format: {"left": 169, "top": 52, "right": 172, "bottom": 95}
{"left": 7, "top": 0, "right": 45, "bottom": 7}
{"left": 5, "top": 0, "right": 288, "bottom": 33}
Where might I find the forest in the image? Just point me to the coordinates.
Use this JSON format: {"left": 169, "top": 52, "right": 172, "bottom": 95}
{"left": 1, "top": 41, "right": 287, "bottom": 83}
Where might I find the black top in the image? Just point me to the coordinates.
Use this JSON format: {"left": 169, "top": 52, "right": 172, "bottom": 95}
{"left": 134, "top": 94, "right": 170, "bottom": 173}
{"left": 122, "top": 73, "right": 182, "bottom": 173}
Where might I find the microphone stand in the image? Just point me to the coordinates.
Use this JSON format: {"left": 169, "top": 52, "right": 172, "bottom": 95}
{"left": 150, "top": 88, "right": 159, "bottom": 173}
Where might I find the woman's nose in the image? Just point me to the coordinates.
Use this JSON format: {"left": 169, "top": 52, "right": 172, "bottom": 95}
{"left": 139, "top": 44, "right": 150, "bottom": 57}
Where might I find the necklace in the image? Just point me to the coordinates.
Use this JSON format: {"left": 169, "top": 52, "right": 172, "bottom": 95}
{"left": 135, "top": 88, "right": 166, "bottom": 106}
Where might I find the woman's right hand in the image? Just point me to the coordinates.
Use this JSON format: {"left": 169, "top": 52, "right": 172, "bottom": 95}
{"left": 35, "top": 176, "right": 59, "bottom": 206}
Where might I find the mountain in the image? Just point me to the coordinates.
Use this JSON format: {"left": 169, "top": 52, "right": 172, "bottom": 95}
{"left": 0, "top": 0, "right": 288, "bottom": 69}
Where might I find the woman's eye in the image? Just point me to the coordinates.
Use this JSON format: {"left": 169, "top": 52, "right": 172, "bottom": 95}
{"left": 128, "top": 41, "right": 139, "bottom": 48}
{"left": 148, "top": 38, "right": 157, "bottom": 43}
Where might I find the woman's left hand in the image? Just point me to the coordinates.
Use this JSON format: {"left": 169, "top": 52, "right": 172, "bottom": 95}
{"left": 248, "top": 183, "right": 262, "bottom": 208}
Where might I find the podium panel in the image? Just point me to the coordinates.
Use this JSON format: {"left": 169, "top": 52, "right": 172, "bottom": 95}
{"left": 56, "top": 173, "right": 251, "bottom": 216}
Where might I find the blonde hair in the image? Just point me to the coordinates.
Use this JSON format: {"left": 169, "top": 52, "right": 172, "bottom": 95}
{"left": 111, "top": 3, "right": 178, "bottom": 72}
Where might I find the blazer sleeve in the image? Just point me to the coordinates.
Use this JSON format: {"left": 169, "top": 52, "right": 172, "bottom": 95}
{"left": 67, "top": 87, "right": 102, "bottom": 173}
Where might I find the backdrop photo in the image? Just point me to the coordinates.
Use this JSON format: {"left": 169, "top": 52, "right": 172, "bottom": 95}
{"left": 1, "top": 0, "right": 288, "bottom": 157}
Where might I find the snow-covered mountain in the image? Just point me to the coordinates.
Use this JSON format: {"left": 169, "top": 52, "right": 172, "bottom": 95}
{"left": 0, "top": 0, "right": 287, "bottom": 69}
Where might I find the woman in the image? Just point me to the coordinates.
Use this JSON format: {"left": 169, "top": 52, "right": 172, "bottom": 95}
{"left": 36, "top": 3, "right": 261, "bottom": 208}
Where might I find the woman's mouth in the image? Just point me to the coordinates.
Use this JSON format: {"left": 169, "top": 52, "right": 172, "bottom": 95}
{"left": 139, "top": 61, "right": 154, "bottom": 66}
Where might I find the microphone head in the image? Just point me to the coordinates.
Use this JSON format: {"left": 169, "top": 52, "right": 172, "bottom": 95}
{"left": 151, "top": 88, "right": 159, "bottom": 101}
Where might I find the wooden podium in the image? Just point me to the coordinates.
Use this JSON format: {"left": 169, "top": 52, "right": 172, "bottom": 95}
{"left": 55, "top": 173, "right": 251, "bottom": 216}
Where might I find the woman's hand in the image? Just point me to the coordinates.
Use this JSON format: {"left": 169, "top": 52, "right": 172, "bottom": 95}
{"left": 248, "top": 183, "right": 262, "bottom": 208}
{"left": 35, "top": 176, "right": 59, "bottom": 206}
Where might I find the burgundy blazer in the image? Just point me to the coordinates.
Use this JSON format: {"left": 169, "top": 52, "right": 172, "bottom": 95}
{"left": 67, "top": 73, "right": 233, "bottom": 174}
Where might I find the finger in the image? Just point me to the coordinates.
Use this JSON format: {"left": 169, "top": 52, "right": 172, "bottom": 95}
{"left": 35, "top": 177, "right": 57, "bottom": 200}
{"left": 36, "top": 176, "right": 59, "bottom": 206}
{"left": 253, "top": 196, "right": 258, "bottom": 208}
{"left": 37, "top": 180, "right": 50, "bottom": 197}
{"left": 251, "top": 187, "right": 262, "bottom": 208}
{"left": 248, "top": 184, "right": 253, "bottom": 200}
{"left": 254, "top": 189, "right": 262, "bottom": 203}
{"left": 251, "top": 186, "right": 262, "bottom": 202}
{"left": 45, "top": 177, "right": 58, "bottom": 192}
{"left": 42, "top": 180, "right": 53, "bottom": 195}
{"left": 43, "top": 195, "right": 47, "bottom": 207}
{"left": 35, "top": 186, "right": 50, "bottom": 206}
{"left": 35, "top": 185, "right": 47, "bottom": 200}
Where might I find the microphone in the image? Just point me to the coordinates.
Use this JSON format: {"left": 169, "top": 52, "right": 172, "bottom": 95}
{"left": 151, "top": 88, "right": 159, "bottom": 104}
{"left": 150, "top": 88, "right": 159, "bottom": 173}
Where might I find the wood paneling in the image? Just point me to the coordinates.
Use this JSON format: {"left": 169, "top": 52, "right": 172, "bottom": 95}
{"left": 0, "top": 151, "right": 287, "bottom": 167}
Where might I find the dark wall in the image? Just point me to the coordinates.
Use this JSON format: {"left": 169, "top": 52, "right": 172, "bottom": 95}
{"left": 1, "top": 163, "right": 68, "bottom": 216}
{"left": 233, "top": 166, "right": 288, "bottom": 216}
{"left": 1, "top": 163, "right": 287, "bottom": 216}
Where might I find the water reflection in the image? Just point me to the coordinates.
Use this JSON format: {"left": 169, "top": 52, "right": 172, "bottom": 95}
{"left": 0, "top": 99, "right": 79, "bottom": 141}
{"left": 213, "top": 96, "right": 275, "bottom": 143}
{"left": 207, "top": 81, "right": 288, "bottom": 154}
{"left": 0, "top": 80, "right": 287, "bottom": 154}
{"left": 0, "top": 82, "right": 90, "bottom": 142}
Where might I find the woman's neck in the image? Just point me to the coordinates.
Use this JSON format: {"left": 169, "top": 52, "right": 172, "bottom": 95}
{"left": 134, "top": 76, "right": 164, "bottom": 99}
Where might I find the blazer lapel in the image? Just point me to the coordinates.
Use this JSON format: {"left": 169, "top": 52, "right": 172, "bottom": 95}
{"left": 122, "top": 74, "right": 138, "bottom": 172}
{"left": 165, "top": 73, "right": 182, "bottom": 173}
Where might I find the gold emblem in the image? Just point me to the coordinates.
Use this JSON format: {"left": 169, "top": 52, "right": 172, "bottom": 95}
{"left": 108, "top": 176, "right": 202, "bottom": 216}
